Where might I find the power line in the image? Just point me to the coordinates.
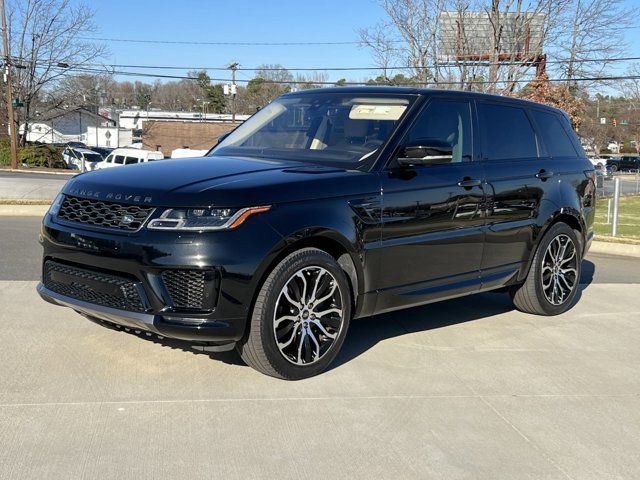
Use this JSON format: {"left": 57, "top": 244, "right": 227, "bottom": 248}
{"left": 75, "top": 36, "right": 369, "bottom": 46}
{"left": 23, "top": 54, "right": 640, "bottom": 75}
{"left": 44, "top": 63, "right": 640, "bottom": 87}
{"left": 69, "top": 25, "right": 640, "bottom": 46}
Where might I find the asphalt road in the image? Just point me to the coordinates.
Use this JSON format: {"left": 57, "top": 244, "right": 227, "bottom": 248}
{"left": 0, "top": 171, "right": 73, "bottom": 200}
{"left": 600, "top": 174, "right": 640, "bottom": 197}
{"left": 1, "top": 216, "right": 640, "bottom": 479}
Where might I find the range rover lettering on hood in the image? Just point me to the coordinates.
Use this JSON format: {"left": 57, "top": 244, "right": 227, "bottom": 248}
{"left": 68, "top": 188, "right": 153, "bottom": 203}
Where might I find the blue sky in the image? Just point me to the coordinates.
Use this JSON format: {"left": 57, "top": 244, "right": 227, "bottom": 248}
{"left": 81, "top": 0, "right": 640, "bottom": 89}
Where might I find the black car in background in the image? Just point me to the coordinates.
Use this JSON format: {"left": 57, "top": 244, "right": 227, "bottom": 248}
{"left": 38, "top": 88, "right": 596, "bottom": 379}
{"left": 91, "top": 147, "right": 114, "bottom": 159}
{"left": 607, "top": 155, "right": 640, "bottom": 172}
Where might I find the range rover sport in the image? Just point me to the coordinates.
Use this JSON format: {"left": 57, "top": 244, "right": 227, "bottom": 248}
{"left": 38, "top": 87, "right": 596, "bottom": 380}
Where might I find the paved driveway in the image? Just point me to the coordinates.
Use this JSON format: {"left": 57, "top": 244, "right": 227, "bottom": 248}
{"left": 1, "top": 267, "right": 639, "bottom": 478}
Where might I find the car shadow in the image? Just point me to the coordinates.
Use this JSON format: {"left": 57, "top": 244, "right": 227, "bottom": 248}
{"left": 92, "top": 258, "right": 596, "bottom": 372}
{"left": 332, "top": 258, "right": 596, "bottom": 370}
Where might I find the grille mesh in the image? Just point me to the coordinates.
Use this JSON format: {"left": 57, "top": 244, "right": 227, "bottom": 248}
{"left": 57, "top": 195, "right": 154, "bottom": 231}
{"left": 161, "top": 270, "right": 207, "bottom": 310}
{"left": 43, "top": 260, "right": 145, "bottom": 312}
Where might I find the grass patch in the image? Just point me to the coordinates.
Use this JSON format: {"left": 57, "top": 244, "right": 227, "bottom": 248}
{"left": 595, "top": 195, "right": 640, "bottom": 240}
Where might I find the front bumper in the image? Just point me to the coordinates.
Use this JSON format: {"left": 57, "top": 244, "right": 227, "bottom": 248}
{"left": 39, "top": 210, "right": 285, "bottom": 343}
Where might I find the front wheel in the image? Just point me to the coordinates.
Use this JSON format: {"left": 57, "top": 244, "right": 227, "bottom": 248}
{"left": 237, "top": 248, "right": 351, "bottom": 380}
{"left": 510, "top": 223, "right": 582, "bottom": 315}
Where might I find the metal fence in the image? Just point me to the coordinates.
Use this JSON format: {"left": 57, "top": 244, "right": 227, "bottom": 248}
{"left": 597, "top": 173, "right": 640, "bottom": 240}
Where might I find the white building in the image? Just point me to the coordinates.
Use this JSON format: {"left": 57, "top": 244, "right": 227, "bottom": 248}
{"left": 21, "top": 107, "right": 123, "bottom": 145}
{"left": 118, "top": 109, "right": 250, "bottom": 131}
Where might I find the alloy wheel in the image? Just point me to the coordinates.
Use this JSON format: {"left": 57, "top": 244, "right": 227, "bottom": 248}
{"left": 541, "top": 234, "right": 578, "bottom": 306}
{"left": 273, "top": 266, "right": 344, "bottom": 365}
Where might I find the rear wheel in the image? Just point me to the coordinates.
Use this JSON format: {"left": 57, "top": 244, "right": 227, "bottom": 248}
{"left": 510, "top": 223, "right": 581, "bottom": 315}
{"left": 237, "top": 248, "right": 351, "bottom": 380}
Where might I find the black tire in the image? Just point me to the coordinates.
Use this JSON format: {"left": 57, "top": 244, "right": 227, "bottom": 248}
{"left": 237, "top": 248, "right": 352, "bottom": 380}
{"left": 510, "top": 223, "right": 582, "bottom": 316}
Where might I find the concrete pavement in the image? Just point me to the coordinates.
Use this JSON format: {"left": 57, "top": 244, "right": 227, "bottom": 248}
{"left": 1, "top": 279, "right": 639, "bottom": 479}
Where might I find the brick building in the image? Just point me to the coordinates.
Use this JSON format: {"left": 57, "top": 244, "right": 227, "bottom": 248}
{"left": 142, "top": 120, "right": 240, "bottom": 157}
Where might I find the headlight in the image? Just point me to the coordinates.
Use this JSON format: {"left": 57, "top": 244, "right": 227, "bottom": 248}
{"left": 147, "top": 206, "right": 271, "bottom": 231}
{"left": 48, "top": 194, "right": 64, "bottom": 217}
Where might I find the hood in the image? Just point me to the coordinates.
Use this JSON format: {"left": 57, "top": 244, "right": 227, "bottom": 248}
{"left": 62, "top": 156, "right": 378, "bottom": 207}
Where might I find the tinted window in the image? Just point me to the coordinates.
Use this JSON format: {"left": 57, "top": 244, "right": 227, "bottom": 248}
{"left": 83, "top": 153, "right": 102, "bottom": 162}
{"left": 114, "top": 155, "right": 125, "bottom": 164}
{"left": 478, "top": 103, "right": 537, "bottom": 160}
{"left": 404, "top": 99, "right": 472, "bottom": 163}
{"left": 105, "top": 154, "right": 113, "bottom": 163}
{"left": 124, "top": 156, "right": 139, "bottom": 165}
{"left": 530, "top": 110, "right": 577, "bottom": 158}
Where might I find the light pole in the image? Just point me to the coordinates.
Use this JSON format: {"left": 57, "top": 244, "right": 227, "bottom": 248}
{"left": 1, "top": 0, "right": 18, "bottom": 169}
{"left": 227, "top": 62, "right": 239, "bottom": 123}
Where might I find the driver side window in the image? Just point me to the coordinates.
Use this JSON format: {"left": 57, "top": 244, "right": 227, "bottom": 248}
{"left": 404, "top": 99, "right": 473, "bottom": 164}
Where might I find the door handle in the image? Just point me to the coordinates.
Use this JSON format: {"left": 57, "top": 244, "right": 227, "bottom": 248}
{"left": 535, "top": 170, "right": 554, "bottom": 180}
{"left": 457, "top": 178, "right": 483, "bottom": 189}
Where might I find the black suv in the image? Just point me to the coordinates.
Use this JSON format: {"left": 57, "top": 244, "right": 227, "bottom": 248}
{"left": 607, "top": 155, "right": 640, "bottom": 172}
{"left": 38, "top": 88, "right": 596, "bottom": 379}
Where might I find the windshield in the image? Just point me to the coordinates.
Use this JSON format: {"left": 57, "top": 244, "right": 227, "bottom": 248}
{"left": 209, "top": 93, "right": 414, "bottom": 166}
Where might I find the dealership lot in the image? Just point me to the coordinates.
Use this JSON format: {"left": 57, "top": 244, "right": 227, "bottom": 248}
{"left": 1, "top": 217, "right": 639, "bottom": 479}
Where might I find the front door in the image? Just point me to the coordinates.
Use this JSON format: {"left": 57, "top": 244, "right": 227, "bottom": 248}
{"left": 376, "top": 98, "right": 486, "bottom": 314}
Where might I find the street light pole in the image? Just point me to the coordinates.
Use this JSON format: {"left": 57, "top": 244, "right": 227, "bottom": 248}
{"left": 227, "top": 62, "right": 239, "bottom": 123}
{"left": 1, "top": 0, "right": 18, "bottom": 169}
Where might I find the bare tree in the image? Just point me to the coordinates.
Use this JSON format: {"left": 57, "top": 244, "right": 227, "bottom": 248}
{"left": 358, "top": 23, "right": 399, "bottom": 80}
{"left": 56, "top": 72, "right": 114, "bottom": 113}
{"left": 294, "top": 71, "right": 329, "bottom": 90}
{"left": 7, "top": 0, "right": 106, "bottom": 144}
{"left": 242, "top": 64, "right": 293, "bottom": 110}
{"left": 359, "top": 0, "right": 568, "bottom": 92}
{"left": 556, "top": 0, "right": 630, "bottom": 87}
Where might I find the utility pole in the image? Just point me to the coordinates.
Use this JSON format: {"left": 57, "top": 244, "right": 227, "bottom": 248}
{"left": 227, "top": 62, "right": 239, "bottom": 123}
{"left": 1, "top": 0, "right": 18, "bottom": 169}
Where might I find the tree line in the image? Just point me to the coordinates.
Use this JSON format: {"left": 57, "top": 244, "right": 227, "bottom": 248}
{"left": 2, "top": 0, "right": 640, "bottom": 154}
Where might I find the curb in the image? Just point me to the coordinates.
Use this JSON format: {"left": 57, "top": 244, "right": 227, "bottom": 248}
{"left": 0, "top": 168, "right": 75, "bottom": 176}
{"left": 0, "top": 204, "right": 49, "bottom": 216}
{"left": 588, "top": 240, "right": 640, "bottom": 258}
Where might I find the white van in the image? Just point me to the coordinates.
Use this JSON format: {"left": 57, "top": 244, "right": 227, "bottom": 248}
{"left": 95, "top": 147, "right": 164, "bottom": 170}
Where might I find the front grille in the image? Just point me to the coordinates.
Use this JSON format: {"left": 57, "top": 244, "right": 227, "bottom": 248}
{"left": 57, "top": 195, "right": 154, "bottom": 231}
{"left": 161, "top": 270, "right": 207, "bottom": 310}
{"left": 43, "top": 260, "right": 146, "bottom": 312}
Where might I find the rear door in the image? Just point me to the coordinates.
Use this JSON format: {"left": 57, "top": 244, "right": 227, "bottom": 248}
{"left": 477, "top": 101, "right": 551, "bottom": 289}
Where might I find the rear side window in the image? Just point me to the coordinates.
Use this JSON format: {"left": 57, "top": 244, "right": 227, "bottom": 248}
{"left": 530, "top": 110, "right": 577, "bottom": 158}
{"left": 114, "top": 155, "right": 125, "bottom": 164}
{"left": 478, "top": 103, "right": 538, "bottom": 160}
{"left": 124, "top": 156, "right": 139, "bottom": 165}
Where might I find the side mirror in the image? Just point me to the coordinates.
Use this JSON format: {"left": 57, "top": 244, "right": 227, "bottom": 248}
{"left": 217, "top": 131, "right": 231, "bottom": 144}
{"left": 397, "top": 139, "right": 453, "bottom": 166}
